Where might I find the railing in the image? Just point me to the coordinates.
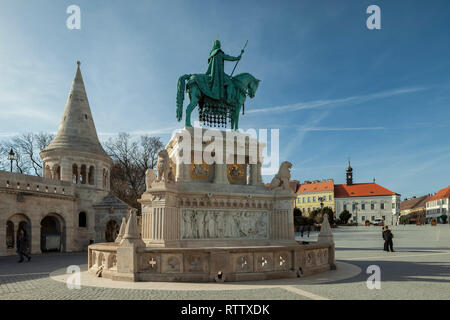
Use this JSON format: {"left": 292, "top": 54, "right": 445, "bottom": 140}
{"left": 0, "top": 170, "right": 75, "bottom": 196}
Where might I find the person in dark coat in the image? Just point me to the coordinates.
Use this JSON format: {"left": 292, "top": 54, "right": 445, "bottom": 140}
{"left": 300, "top": 225, "right": 304, "bottom": 237}
{"left": 17, "top": 229, "right": 31, "bottom": 263}
{"left": 384, "top": 226, "right": 394, "bottom": 252}
{"left": 306, "top": 224, "right": 311, "bottom": 237}
{"left": 382, "top": 226, "right": 388, "bottom": 251}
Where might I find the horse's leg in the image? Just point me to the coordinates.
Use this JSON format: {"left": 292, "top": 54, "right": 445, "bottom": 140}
{"left": 234, "top": 104, "right": 241, "bottom": 130}
{"left": 185, "top": 86, "right": 199, "bottom": 127}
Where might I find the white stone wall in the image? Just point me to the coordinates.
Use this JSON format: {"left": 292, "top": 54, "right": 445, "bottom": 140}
{"left": 335, "top": 195, "right": 399, "bottom": 225}
{"left": 426, "top": 198, "right": 449, "bottom": 222}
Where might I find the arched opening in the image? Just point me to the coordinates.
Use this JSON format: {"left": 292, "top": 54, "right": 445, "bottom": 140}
{"left": 72, "top": 164, "right": 78, "bottom": 184}
{"left": 88, "top": 166, "right": 95, "bottom": 185}
{"left": 6, "top": 221, "right": 14, "bottom": 249}
{"left": 80, "top": 165, "right": 87, "bottom": 184}
{"left": 40, "top": 214, "right": 66, "bottom": 252}
{"left": 78, "top": 212, "right": 87, "bottom": 228}
{"left": 53, "top": 165, "right": 61, "bottom": 180}
{"left": 7, "top": 214, "right": 31, "bottom": 252}
{"left": 105, "top": 220, "right": 119, "bottom": 242}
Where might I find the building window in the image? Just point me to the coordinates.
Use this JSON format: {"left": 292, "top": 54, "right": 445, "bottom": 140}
{"left": 382, "top": 216, "right": 385, "bottom": 220}
{"left": 362, "top": 216, "right": 366, "bottom": 221}
{"left": 329, "top": 195, "right": 332, "bottom": 201}
{"left": 371, "top": 203, "right": 375, "bottom": 210}
{"left": 371, "top": 216, "right": 375, "bottom": 221}
{"left": 361, "top": 204, "right": 365, "bottom": 210}
{"left": 392, "top": 203, "right": 395, "bottom": 209}
{"left": 78, "top": 212, "right": 87, "bottom": 228}
{"left": 343, "top": 204, "right": 347, "bottom": 211}
{"left": 381, "top": 203, "right": 385, "bottom": 210}
{"left": 302, "top": 197, "right": 305, "bottom": 203}
{"left": 313, "top": 196, "right": 316, "bottom": 202}
{"left": 308, "top": 197, "right": 311, "bottom": 203}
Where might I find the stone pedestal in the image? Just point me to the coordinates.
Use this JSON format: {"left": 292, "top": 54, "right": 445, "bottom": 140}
{"left": 88, "top": 127, "right": 336, "bottom": 282}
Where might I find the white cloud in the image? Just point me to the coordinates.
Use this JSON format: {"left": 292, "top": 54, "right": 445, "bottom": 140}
{"left": 247, "top": 87, "right": 426, "bottom": 114}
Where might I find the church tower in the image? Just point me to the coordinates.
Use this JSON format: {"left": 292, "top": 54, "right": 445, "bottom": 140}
{"left": 40, "top": 62, "right": 112, "bottom": 190}
{"left": 346, "top": 160, "right": 353, "bottom": 186}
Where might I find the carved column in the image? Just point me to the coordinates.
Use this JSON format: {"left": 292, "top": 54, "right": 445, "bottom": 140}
{"left": 213, "top": 164, "right": 229, "bottom": 184}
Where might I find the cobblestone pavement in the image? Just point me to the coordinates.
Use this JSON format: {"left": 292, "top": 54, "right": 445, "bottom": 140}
{"left": 1, "top": 225, "right": 449, "bottom": 300}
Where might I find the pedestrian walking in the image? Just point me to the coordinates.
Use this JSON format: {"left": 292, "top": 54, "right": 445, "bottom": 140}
{"left": 306, "top": 224, "right": 311, "bottom": 237}
{"left": 384, "top": 226, "right": 395, "bottom": 252}
{"left": 16, "top": 229, "right": 31, "bottom": 263}
{"left": 300, "top": 225, "right": 304, "bottom": 237}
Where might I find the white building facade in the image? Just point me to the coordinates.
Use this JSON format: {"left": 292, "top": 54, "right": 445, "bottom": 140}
{"left": 334, "top": 163, "right": 401, "bottom": 225}
{"left": 425, "top": 186, "right": 450, "bottom": 223}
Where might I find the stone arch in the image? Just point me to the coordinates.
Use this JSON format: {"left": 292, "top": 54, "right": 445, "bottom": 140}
{"left": 105, "top": 220, "right": 119, "bottom": 242}
{"left": 72, "top": 164, "right": 79, "bottom": 184}
{"left": 88, "top": 166, "right": 95, "bottom": 185}
{"left": 40, "top": 213, "right": 66, "bottom": 252}
{"left": 7, "top": 214, "right": 31, "bottom": 252}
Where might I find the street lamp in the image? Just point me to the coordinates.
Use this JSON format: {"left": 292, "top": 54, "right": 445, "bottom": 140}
{"left": 8, "top": 148, "right": 15, "bottom": 172}
{"left": 318, "top": 196, "right": 325, "bottom": 224}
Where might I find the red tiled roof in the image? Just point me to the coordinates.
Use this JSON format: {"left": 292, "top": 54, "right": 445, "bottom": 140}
{"left": 297, "top": 180, "right": 334, "bottom": 194}
{"left": 400, "top": 195, "right": 431, "bottom": 210}
{"left": 427, "top": 186, "right": 450, "bottom": 202}
{"left": 334, "top": 183, "right": 396, "bottom": 198}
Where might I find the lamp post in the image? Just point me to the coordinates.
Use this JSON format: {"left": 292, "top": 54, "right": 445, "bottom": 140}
{"left": 318, "top": 196, "right": 325, "bottom": 226}
{"left": 8, "top": 148, "right": 15, "bottom": 172}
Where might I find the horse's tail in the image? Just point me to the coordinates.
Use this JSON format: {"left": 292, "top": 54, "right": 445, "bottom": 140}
{"left": 176, "top": 74, "right": 190, "bottom": 121}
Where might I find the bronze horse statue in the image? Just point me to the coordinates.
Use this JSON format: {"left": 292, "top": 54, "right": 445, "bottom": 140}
{"left": 176, "top": 72, "right": 260, "bottom": 130}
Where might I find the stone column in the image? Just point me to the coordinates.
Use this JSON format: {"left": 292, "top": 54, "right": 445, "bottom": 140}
{"left": 30, "top": 222, "right": 41, "bottom": 255}
{"left": 0, "top": 219, "right": 6, "bottom": 256}
{"left": 213, "top": 164, "right": 229, "bottom": 184}
{"left": 248, "top": 164, "right": 258, "bottom": 186}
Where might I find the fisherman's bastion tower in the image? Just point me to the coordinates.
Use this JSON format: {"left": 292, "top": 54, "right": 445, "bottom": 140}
{"left": 0, "top": 62, "right": 129, "bottom": 256}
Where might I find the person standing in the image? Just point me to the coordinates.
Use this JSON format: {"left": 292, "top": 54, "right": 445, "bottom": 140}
{"left": 384, "top": 226, "right": 395, "bottom": 252}
{"left": 300, "top": 225, "right": 304, "bottom": 237}
{"left": 382, "top": 226, "right": 388, "bottom": 251}
{"left": 306, "top": 224, "right": 311, "bottom": 237}
{"left": 17, "top": 229, "right": 31, "bottom": 263}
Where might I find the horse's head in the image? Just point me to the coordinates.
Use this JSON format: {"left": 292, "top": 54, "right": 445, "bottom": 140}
{"left": 248, "top": 76, "right": 260, "bottom": 98}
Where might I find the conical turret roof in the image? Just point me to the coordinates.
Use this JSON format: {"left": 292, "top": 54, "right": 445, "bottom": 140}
{"left": 43, "top": 61, "right": 107, "bottom": 156}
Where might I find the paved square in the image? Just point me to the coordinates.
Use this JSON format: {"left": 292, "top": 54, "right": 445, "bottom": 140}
{"left": 1, "top": 225, "right": 449, "bottom": 300}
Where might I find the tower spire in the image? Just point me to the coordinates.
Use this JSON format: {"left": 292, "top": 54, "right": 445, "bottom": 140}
{"left": 42, "top": 61, "right": 107, "bottom": 156}
{"left": 346, "top": 159, "right": 353, "bottom": 186}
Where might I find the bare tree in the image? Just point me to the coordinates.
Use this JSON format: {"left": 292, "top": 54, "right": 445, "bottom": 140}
{"left": 104, "top": 133, "right": 163, "bottom": 211}
{"left": 0, "top": 132, "right": 53, "bottom": 175}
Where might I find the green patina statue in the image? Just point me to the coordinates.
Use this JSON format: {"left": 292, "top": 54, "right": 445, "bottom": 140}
{"left": 176, "top": 40, "right": 260, "bottom": 130}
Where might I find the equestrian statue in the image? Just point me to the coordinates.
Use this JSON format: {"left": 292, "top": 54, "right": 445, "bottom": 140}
{"left": 176, "top": 40, "right": 260, "bottom": 130}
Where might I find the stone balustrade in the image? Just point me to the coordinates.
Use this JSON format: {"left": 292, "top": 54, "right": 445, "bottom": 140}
{"left": 0, "top": 170, "right": 75, "bottom": 197}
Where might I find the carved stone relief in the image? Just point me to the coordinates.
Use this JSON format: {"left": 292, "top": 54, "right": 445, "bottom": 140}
{"left": 180, "top": 209, "right": 268, "bottom": 239}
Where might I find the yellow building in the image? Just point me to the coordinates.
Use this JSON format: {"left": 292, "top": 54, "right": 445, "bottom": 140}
{"left": 295, "top": 179, "right": 335, "bottom": 216}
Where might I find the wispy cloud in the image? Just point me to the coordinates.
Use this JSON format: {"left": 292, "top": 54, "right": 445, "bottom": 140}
{"left": 297, "top": 126, "right": 385, "bottom": 132}
{"left": 248, "top": 87, "right": 427, "bottom": 114}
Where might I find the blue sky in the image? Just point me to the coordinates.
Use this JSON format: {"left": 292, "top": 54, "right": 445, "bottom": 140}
{"left": 1, "top": 0, "right": 450, "bottom": 198}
